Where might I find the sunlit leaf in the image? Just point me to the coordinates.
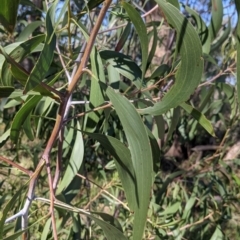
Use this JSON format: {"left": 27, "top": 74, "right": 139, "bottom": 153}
{"left": 209, "top": 0, "right": 223, "bottom": 40}
{"left": 138, "top": 0, "right": 203, "bottom": 115}
{"left": 22, "top": 113, "right": 34, "bottom": 141}
{"left": 17, "top": 21, "right": 43, "bottom": 41}
{"left": 24, "top": 6, "right": 56, "bottom": 93}
{"left": 106, "top": 87, "right": 153, "bottom": 240}
{"left": 57, "top": 121, "right": 84, "bottom": 193}
{"left": 180, "top": 102, "right": 215, "bottom": 137}
{"left": 10, "top": 95, "right": 42, "bottom": 143}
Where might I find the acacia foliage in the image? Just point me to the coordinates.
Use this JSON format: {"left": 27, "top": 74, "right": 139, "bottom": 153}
{"left": 0, "top": 0, "right": 239, "bottom": 239}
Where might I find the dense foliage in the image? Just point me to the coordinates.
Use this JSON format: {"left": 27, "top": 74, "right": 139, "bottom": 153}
{"left": 0, "top": 0, "right": 239, "bottom": 239}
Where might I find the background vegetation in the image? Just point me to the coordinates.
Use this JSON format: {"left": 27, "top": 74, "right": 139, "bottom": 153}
{"left": 0, "top": 0, "right": 240, "bottom": 239}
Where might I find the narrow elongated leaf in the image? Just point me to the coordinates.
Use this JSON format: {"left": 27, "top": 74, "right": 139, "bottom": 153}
{"left": 79, "top": 0, "right": 105, "bottom": 18}
{"left": 106, "top": 87, "right": 153, "bottom": 240}
{"left": 166, "top": 107, "right": 180, "bottom": 142}
{"left": 0, "top": 129, "right": 10, "bottom": 147}
{"left": 115, "top": 22, "right": 131, "bottom": 52}
{"left": 17, "top": 21, "right": 43, "bottom": 41}
{"left": 92, "top": 212, "right": 123, "bottom": 233}
{"left": 183, "top": 5, "right": 211, "bottom": 53}
{"left": 72, "top": 18, "right": 105, "bottom": 132}
{"left": 107, "top": 64, "right": 121, "bottom": 90}
{"left": 158, "top": 201, "right": 181, "bottom": 216}
{"left": 217, "top": 83, "right": 237, "bottom": 121}
{"left": 122, "top": 2, "right": 148, "bottom": 79}
{"left": 10, "top": 95, "right": 42, "bottom": 143}
{"left": 58, "top": 122, "right": 84, "bottom": 193}
{"left": 41, "top": 218, "right": 51, "bottom": 240}
{"left": 0, "top": 0, "right": 20, "bottom": 34}
{"left": 86, "top": 133, "right": 137, "bottom": 210}
{"left": 139, "top": 0, "right": 203, "bottom": 115}
{"left": 180, "top": 102, "right": 215, "bottom": 136}
{"left": 211, "top": 20, "right": 231, "bottom": 52}
{"left": 86, "top": 50, "right": 105, "bottom": 132}
{"left": 24, "top": 7, "right": 56, "bottom": 93}
{"left": 209, "top": 0, "right": 223, "bottom": 40}
{"left": 147, "top": 25, "right": 158, "bottom": 70}
{"left": 88, "top": 213, "right": 127, "bottom": 240}
{"left": 22, "top": 113, "right": 34, "bottom": 141}
{"left": 1, "top": 35, "right": 45, "bottom": 86}
{"left": 210, "top": 225, "right": 223, "bottom": 240}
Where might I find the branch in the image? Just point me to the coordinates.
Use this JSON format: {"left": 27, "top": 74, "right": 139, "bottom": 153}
{"left": 10, "top": 1, "right": 113, "bottom": 239}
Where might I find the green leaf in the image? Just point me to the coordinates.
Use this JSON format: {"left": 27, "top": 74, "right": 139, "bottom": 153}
{"left": 115, "top": 22, "right": 131, "bottom": 52}
{"left": 138, "top": 0, "right": 203, "bottom": 115}
{"left": 209, "top": 0, "right": 223, "bottom": 40}
{"left": 22, "top": 113, "right": 34, "bottom": 141}
{"left": 182, "top": 179, "right": 198, "bottom": 220}
{"left": 166, "top": 107, "right": 180, "bottom": 142}
{"left": 41, "top": 218, "right": 51, "bottom": 240}
{"left": 180, "top": 102, "right": 215, "bottom": 137}
{"left": 57, "top": 122, "right": 84, "bottom": 193}
{"left": 17, "top": 21, "right": 43, "bottom": 41}
{"left": 217, "top": 83, "right": 238, "bottom": 121}
{"left": 107, "top": 63, "right": 121, "bottom": 90}
{"left": 86, "top": 50, "right": 105, "bottom": 132}
{"left": 87, "top": 214, "right": 127, "bottom": 240}
{"left": 0, "top": 0, "right": 20, "bottom": 34}
{"left": 167, "top": 0, "right": 180, "bottom": 9}
{"left": 158, "top": 201, "right": 181, "bottom": 216}
{"left": 72, "top": 18, "right": 105, "bottom": 132}
{"left": 210, "top": 225, "right": 223, "bottom": 240}
{"left": 79, "top": 0, "right": 105, "bottom": 18}
{"left": 86, "top": 133, "right": 137, "bottom": 210}
{"left": 106, "top": 87, "right": 153, "bottom": 240}
{"left": 0, "top": 128, "right": 10, "bottom": 147}
{"left": 24, "top": 7, "right": 56, "bottom": 93}
{"left": 147, "top": 25, "right": 158, "bottom": 70}
{"left": 183, "top": 4, "right": 211, "bottom": 54}
{"left": 92, "top": 212, "right": 123, "bottom": 233}
{"left": 10, "top": 95, "right": 42, "bottom": 143}
{"left": 122, "top": 2, "right": 148, "bottom": 79}
{"left": 1, "top": 34, "right": 45, "bottom": 86}
{"left": 211, "top": 20, "right": 231, "bottom": 52}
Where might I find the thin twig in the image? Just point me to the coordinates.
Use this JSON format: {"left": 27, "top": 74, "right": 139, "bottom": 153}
{"left": 0, "top": 156, "right": 31, "bottom": 176}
